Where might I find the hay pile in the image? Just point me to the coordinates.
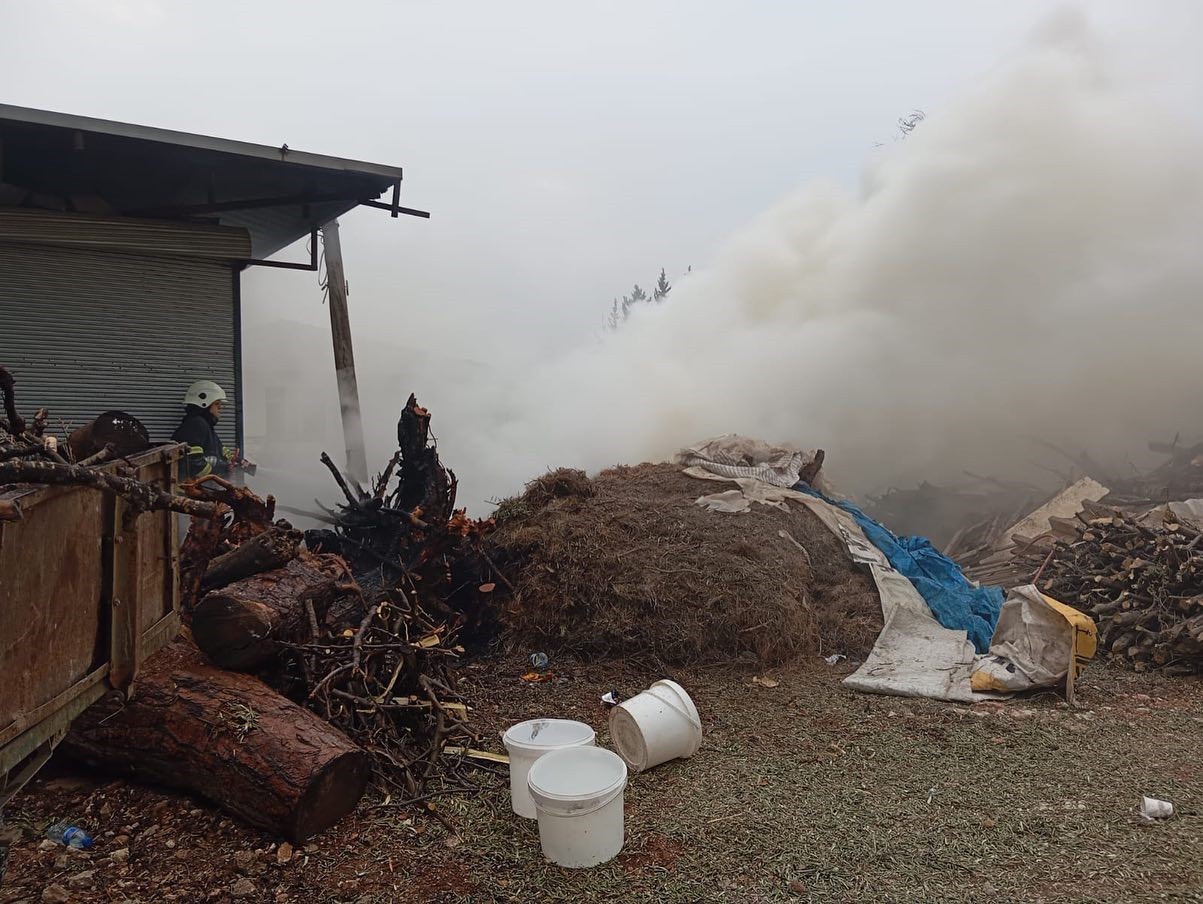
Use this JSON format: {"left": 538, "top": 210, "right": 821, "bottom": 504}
{"left": 490, "top": 463, "right": 882, "bottom": 665}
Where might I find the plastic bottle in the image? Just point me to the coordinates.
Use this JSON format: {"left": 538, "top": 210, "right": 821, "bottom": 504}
{"left": 45, "top": 821, "right": 93, "bottom": 850}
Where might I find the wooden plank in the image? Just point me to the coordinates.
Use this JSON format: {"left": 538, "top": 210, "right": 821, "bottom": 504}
{"left": 109, "top": 497, "right": 139, "bottom": 694}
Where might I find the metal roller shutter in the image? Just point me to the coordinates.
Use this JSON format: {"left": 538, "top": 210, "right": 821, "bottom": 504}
{"left": 0, "top": 242, "right": 238, "bottom": 449}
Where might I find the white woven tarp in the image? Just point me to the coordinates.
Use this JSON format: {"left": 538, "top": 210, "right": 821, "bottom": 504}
{"left": 676, "top": 435, "right": 821, "bottom": 489}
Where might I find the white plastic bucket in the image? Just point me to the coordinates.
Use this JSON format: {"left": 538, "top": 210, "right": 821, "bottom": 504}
{"left": 527, "top": 746, "right": 628, "bottom": 868}
{"left": 502, "top": 719, "right": 596, "bottom": 818}
{"left": 609, "top": 679, "right": 701, "bottom": 773}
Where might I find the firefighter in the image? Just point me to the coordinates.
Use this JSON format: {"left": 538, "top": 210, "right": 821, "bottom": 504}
{"left": 171, "top": 380, "right": 241, "bottom": 478}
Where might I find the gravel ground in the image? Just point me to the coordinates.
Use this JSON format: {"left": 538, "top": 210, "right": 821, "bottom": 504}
{"left": 2, "top": 656, "right": 1201, "bottom": 904}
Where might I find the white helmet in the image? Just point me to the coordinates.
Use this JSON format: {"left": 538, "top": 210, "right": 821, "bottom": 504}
{"left": 183, "top": 380, "right": 227, "bottom": 408}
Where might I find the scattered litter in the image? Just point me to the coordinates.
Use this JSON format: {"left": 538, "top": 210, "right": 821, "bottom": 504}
{"left": 1140, "top": 796, "right": 1174, "bottom": 820}
{"left": 824, "top": 654, "right": 846, "bottom": 665}
{"left": 751, "top": 676, "right": 780, "bottom": 688}
{"left": 600, "top": 690, "right": 621, "bottom": 706}
{"left": 44, "top": 821, "right": 93, "bottom": 850}
{"left": 529, "top": 652, "right": 550, "bottom": 671}
{"left": 520, "top": 671, "right": 555, "bottom": 683}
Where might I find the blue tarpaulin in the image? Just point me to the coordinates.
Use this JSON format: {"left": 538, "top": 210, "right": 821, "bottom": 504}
{"left": 794, "top": 485, "right": 1003, "bottom": 653}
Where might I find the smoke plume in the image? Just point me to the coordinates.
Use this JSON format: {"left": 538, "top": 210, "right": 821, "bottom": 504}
{"left": 455, "top": 14, "right": 1203, "bottom": 509}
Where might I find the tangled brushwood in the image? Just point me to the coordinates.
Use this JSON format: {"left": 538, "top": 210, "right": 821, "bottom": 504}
{"left": 283, "top": 395, "right": 500, "bottom": 794}
{"left": 184, "top": 394, "right": 501, "bottom": 798}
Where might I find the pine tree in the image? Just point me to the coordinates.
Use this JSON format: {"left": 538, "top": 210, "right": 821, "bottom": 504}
{"left": 621, "top": 283, "right": 647, "bottom": 320}
{"left": 606, "top": 299, "right": 620, "bottom": 331}
{"left": 653, "top": 268, "right": 671, "bottom": 302}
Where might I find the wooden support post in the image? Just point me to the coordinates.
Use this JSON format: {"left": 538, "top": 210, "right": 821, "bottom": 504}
{"left": 320, "top": 219, "right": 369, "bottom": 483}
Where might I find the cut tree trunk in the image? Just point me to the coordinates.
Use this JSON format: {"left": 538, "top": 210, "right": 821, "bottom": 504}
{"left": 191, "top": 555, "right": 344, "bottom": 670}
{"left": 63, "top": 639, "right": 370, "bottom": 842}
{"left": 201, "top": 526, "right": 302, "bottom": 593}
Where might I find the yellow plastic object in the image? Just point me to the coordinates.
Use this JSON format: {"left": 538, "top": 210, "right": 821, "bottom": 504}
{"left": 1040, "top": 592, "right": 1098, "bottom": 678}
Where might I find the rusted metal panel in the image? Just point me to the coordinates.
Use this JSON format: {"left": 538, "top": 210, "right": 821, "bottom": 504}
{"left": 0, "top": 445, "right": 182, "bottom": 779}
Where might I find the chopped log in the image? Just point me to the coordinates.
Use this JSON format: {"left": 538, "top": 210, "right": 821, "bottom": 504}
{"left": 192, "top": 556, "right": 344, "bottom": 670}
{"left": 201, "top": 526, "right": 303, "bottom": 592}
{"left": 63, "top": 639, "right": 371, "bottom": 842}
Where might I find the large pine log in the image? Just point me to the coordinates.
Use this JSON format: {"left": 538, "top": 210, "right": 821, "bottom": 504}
{"left": 63, "top": 640, "right": 370, "bottom": 842}
{"left": 192, "top": 555, "right": 344, "bottom": 670}
{"left": 201, "top": 526, "right": 302, "bottom": 592}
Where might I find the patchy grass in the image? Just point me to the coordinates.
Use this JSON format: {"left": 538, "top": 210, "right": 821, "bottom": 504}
{"left": 3, "top": 657, "right": 1202, "bottom": 903}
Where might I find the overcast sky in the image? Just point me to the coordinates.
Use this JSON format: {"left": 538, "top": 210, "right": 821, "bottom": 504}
{"left": 6, "top": 1, "right": 1203, "bottom": 513}
{"left": 5, "top": 1, "right": 1196, "bottom": 365}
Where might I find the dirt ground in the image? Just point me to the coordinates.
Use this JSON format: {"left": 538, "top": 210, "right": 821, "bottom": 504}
{"left": 3, "top": 655, "right": 1201, "bottom": 904}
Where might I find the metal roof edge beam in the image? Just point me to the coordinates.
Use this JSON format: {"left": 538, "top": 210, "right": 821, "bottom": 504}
{"left": 241, "top": 227, "right": 319, "bottom": 271}
{"left": 127, "top": 194, "right": 366, "bottom": 218}
{"left": 358, "top": 199, "right": 431, "bottom": 219}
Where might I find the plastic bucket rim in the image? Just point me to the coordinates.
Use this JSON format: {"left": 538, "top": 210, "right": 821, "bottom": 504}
{"left": 531, "top": 783, "right": 626, "bottom": 819}
{"left": 502, "top": 718, "right": 596, "bottom": 754}
{"left": 527, "top": 747, "right": 628, "bottom": 812}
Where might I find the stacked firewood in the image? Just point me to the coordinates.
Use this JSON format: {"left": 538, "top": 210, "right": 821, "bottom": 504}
{"left": 1017, "top": 501, "right": 1203, "bottom": 673}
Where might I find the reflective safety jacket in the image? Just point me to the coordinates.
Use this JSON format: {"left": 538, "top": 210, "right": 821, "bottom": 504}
{"left": 171, "top": 405, "right": 231, "bottom": 478}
